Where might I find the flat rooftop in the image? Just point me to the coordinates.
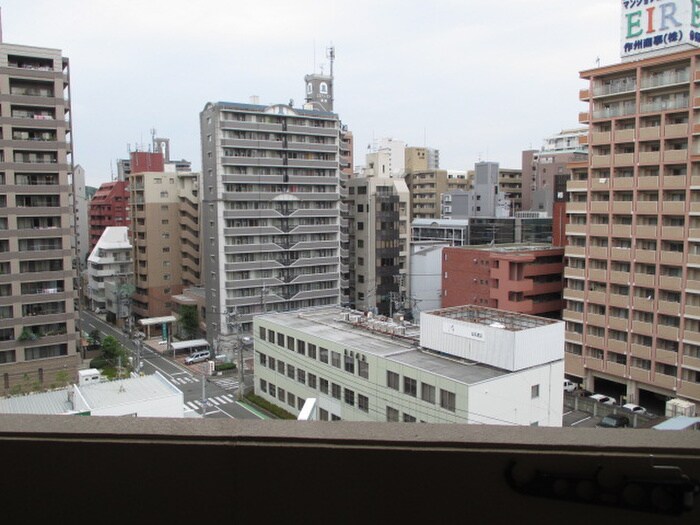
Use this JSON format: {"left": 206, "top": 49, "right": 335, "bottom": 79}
{"left": 457, "top": 243, "right": 562, "bottom": 253}
{"left": 258, "top": 307, "right": 509, "bottom": 385}
{"left": 427, "top": 305, "right": 558, "bottom": 332}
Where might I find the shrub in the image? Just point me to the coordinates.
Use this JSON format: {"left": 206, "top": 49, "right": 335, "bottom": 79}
{"left": 245, "top": 393, "right": 296, "bottom": 420}
{"left": 89, "top": 357, "right": 108, "bottom": 369}
{"left": 215, "top": 362, "right": 237, "bottom": 372}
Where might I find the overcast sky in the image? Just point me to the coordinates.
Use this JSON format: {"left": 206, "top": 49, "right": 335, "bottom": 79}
{"left": 2, "top": 1, "right": 621, "bottom": 188}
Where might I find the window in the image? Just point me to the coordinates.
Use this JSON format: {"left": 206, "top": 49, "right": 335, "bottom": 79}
{"left": 404, "top": 376, "right": 417, "bottom": 397}
{"left": 277, "top": 360, "right": 285, "bottom": 374}
{"left": 344, "top": 388, "right": 355, "bottom": 406}
{"left": 358, "top": 360, "right": 369, "bottom": 379}
{"left": 387, "top": 371, "right": 399, "bottom": 390}
{"left": 358, "top": 394, "right": 369, "bottom": 413}
{"left": 331, "top": 351, "right": 341, "bottom": 368}
{"left": 421, "top": 383, "right": 435, "bottom": 404}
{"left": 287, "top": 392, "right": 295, "bottom": 408}
{"left": 259, "top": 326, "right": 266, "bottom": 340}
{"left": 308, "top": 373, "right": 317, "bottom": 389}
{"left": 267, "top": 330, "right": 275, "bottom": 343}
{"left": 331, "top": 383, "right": 341, "bottom": 400}
{"left": 287, "top": 336, "right": 295, "bottom": 351}
{"left": 440, "top": 389, "right": 456, "bottom": 412}
{"left": 308, "top": 344, "right": 317, "bottom": 359}
{"left": 297, "top": 340, "right": 306, "bottom": 356}
{"left": 344, "top": 354, "right": 355, "bottom": 373}
{"left": 258, "top": 353, "right": 267, "bottom": 367}
{"left": 268, "top": 357, "right": 276, "bottom": 370}
{"left": 403, "top": 413, "right": 417, "bottom": 423}
{"left": 277, "top": 332, "right": 284, "bottom": 347}
{"left": 259, "top": 378, "right": 267, "bottom": 393}
{"left": 320, "top": 378, "right": 329, "bottom": 394}
{"left": 297, "top": 369, "right": 306, "bottom": 384}
{"left": 319, "top": 408, "right": 329, "bottom": 421}
{"left": 387, "top": 406, "right": 399, "bottom": 422}
{"left": 278, "top": 388, "right": 285, "bottom": 402}
{"left": 531, "top": 384, "right": 540, "bottom": 399}
{"left": 269, "top": 384, "right": 276, "bottom": 398}
{"left": 319, "top": 347, "right": 329, "bottom": 363}
{"left": 287, "top": 364, "right": 295, "bottom": 379}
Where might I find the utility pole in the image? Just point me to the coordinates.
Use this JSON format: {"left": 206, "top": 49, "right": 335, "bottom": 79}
{"left": 201, "top": 361, "right": 207, "bottom": 417}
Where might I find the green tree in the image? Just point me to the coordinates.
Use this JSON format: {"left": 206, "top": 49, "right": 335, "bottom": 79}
{"left": 101, "top": 335, "right": 123, "bottom": 361}
{"left": 88, "top": 329, "right": 101, "bottom": 348}
{"left": 179, "top": 305, "right": 199, "bottom": 339}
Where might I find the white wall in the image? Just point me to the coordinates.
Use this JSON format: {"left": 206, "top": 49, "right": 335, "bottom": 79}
{"left": 91, "top": 394, "right": 184, "bottom": 418}
{"left": 409, "top": 244, "right": 446, "bottom": 320}
{"left": 469, "top": 360, "right": 564, "bottom": 427}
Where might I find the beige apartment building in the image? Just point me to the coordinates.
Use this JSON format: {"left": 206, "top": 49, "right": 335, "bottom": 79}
{"left": 405, "top": 146, "right": 439, "bottom": 172}
{"left": 0, "top": 41, "right": 79, "bottom": 393}
{"left": 404, "top": 169, "right": 470, "bottom": 221}
{"left": 130, "top": 162, "right": 200, "bottom": 319}
{"left": 564, "top": 48, "right": 700, "bottom": 407}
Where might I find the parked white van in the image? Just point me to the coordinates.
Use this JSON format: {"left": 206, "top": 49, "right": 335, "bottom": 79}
{"left": 185, "top": 350, "right": 210, "bottom": 365}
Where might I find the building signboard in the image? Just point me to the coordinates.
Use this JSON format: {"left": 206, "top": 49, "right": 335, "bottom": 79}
{"left": 443, "top": 321, "right": 485, "bottom": 342}
{"left": 621, "top": 0, "right": 700, "bottom": 59}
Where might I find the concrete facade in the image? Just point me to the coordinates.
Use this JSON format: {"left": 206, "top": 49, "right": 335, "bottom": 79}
{"left": 404, "top": 169, "right": 469, "bottom": 221}
{"left": 87, "top": 226, "right": 132, "bottom": 320}
{"left": 442, "top": 244, "right": 564, "bottom": 318}
{"left": 200, "top": 101, "right": 342, "bottom": 334}
{"left": 564, "top": 47, "right": 700, "bottom": 408}
{"left": 253, "top": 305, "right": 563, "bottom": 426}
{"left": 0, "top": 41, "right": 79, "bottom": 394}
{"left": 88, "top": 179, "right": 130, "bottom": 253}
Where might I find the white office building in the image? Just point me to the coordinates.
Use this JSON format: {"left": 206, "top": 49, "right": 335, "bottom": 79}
{"left": 254, "top": 305, "right": 564, "bottom": 426}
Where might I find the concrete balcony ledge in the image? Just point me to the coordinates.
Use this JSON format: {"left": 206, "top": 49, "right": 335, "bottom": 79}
{"left": 1, "top": 415, "right": 699, "bottom": 523}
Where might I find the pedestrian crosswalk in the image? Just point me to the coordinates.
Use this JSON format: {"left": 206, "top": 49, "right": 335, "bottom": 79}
{"left": 169, "top": 375, "right": 199, "bottom": 386}
{"left": 184, "top": 394, "right": 237, "bottom": 412}
{"left": 212, "top": 377, "right": 239, "bottom": 391}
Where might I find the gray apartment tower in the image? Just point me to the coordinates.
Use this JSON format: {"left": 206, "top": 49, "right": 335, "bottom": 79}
{"left": 200, "top": 100, "right": 342, "bottom": 334}
{"left": 0, "top": 40, "right": 79, "bottom": 393}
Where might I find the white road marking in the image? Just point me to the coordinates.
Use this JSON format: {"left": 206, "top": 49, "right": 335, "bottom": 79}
{"left": 208, "top": 397, "right": 220, "bottom": 406}
{"left": 222, "top": 394, "right": 235, "bottom": 403}
{"left": 186, "top": 401, "right": 199, "bottom": 410}
{"left": 571, "top": 416, "right": 591, "bottom": 427}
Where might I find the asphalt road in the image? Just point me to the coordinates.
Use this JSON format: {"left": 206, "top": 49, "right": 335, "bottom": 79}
{"left": 79, "top": 310, "right": 264, "bottom": 420}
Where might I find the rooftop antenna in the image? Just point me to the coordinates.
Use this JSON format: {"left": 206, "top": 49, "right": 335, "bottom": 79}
{"left": 596, "top": 56, "right": 600, "bottom": 67}
{"left": 328, "top": 45, "right": 335, "bottom": 78}
{"left": 0, "top": 8, "right": 3, "bottom": 43}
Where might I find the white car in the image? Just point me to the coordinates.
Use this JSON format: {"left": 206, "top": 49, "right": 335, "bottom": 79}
{"left": 563, "top": 380, "right": 578, "bottom": 393}
{"left": 622, "top": 403, "right": 647, "bottom": 415}
{"left": 185, "top": 350, "right": 210, "bottom": 365}
{"left": 589, "top": 393, "right": 617, "bottom": 406}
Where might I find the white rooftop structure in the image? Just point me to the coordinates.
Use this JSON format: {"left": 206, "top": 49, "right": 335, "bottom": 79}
{"left": 87, "top": 226, "right": 132, "bottom": 315}
{"left": 0, "top": 372, "right": 183, "bottom": 418}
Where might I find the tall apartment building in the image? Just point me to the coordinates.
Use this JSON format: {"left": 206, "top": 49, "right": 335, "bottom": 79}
{"left": 129, "top": 151, "right": 200, "bottom": 319}
{"left": 0, "top": 39, "right": 79, "bottom": 393}
{"left": 88, "top": 179, "right": 130, "bottom": 253}
{"left": 404, "top": 169, "right": 469, "bottom": 220}
{"left": 87, "top": 226, "right": 132, "bottom": 323}
{"left": 521, "top": 129, "right": 588, "bottom": 214}
{"left": 200, "top": 99, "right": 342, "bottom": 334}
{"left": 347, "top": 176, "right": 410, "bottom": 315}
{"left": 564, "top": 7, "right": 700, "bottom": 408}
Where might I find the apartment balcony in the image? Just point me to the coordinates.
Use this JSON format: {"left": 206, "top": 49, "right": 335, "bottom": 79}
{"left": 563, "top": 267, "right": 585, "bottom": 279}
{"left": 590, "top": 131, "right": 610, "bottom": 144}
{"left": 685, "top": 304, "right": 700, "bottom": 317}
{"left": 677, "top": 381, "right": 700, "bottom": 403}
{"left": 662, "top": 175, "right": 687, "bottom": 190}
{"left": 664, "top": 122, "right": 689, "bottom": 138}
{"left": 635, "top": 225, "right": 658, "bottom": 238}
{"left": 579, "top": 88, "right": 590, "bottom": 100}
{"left": 586, "top": 313, "right": 606, "bottom": 327}
{"left": 611, "top": 225, "right": 631, "bottom": 237}
{"left": 605, "top": 361, "right": 627, "bottom": 377}
{"left": 632, "top": 272, "right": 655, "bottom": 287}
{"left": 660, "top": 251, "right": 684, "bottom": 265}
{"left": 588, "top": 246, "right": 608, "bottom": 259}
{"left": 663, "top": 149, "right": 688, "bottom": 163}
{"left": 657, "top": 325, "right": 681, "bottom": 343}
{"left": 612, "top": 201, "right": 633, "bottom": 214}
{"left": 588, "top": 269, "right": 607, "bottom": 282}
{"left": 590, "top": 154, "right": 610, "bottom": 167}
{"left": 566, "top": 180, "right": 587, "bottom": 192}
{"left": 614, "top": 129, "right": 635, "bottom": 142}
{"left": 590, "top": 178, "right": 610, "bottom": 190}
{"left": 630, "top": 344, "right": 652, "bottom": 360}
{"left": 607, "top": 339, "right": 628, "bottom": 354}
{"left": 566, "top": 202, "right": 587, "bottom": 213}
{"left": 562, "top": 309, "right": 583, "bottom": 322}
{"left": 629, "top": 366, "right": 651, "bottom": 383}
{"left": 608, "top": 317, "right": 629, "bottom": 331}
{"left": 636, "top": 201, "right": 658, "bottom": 213}
{"left": 691, "top": 175, "right": 700, "bottom": 188}
{"left": 653, "top": 373, "right": 677, "bottom": 391}
{"left": 566, "top": 224, "right": 586, "bottom": 235}
{"left": 587, "top": 291, "right": 607, "bottom": 305}
{"left": 612, "top": 177, "right": 634, "bottom": 190}
{"left": 658, "top": 300, "right": 681, "bottom": 316}
{"left": 638, "top": 126, "right": 660, "bottom": 141}
{"left": 564, "top": 246, "right": 586, "bottom": 258}
{"left": 589, "top": 201, "right": 610, "bottom": 213}
{"left": 632, "top": 296, "right": 655, "bottom": 312}
{"left": 585, "top": 356, "right": 604, "bottom": 372}
{"left": 685, "top": 330, "right": 700, "bottom": 345}
{"left": 691, "top": 202, "right": 700, "bottom": 214}
{"left": 578, "top": 111, "right": 589, "bottom": 124}
{"left": 632, "top": 321, "right": 654, "bottom": 336}
{"left": 661, "top": 226, "right": 685, "bottom": 240}
{"left": 565, "top": 352, "right": 585, "bottom": 376}
{"left": 609, "top": 271, "right": 631, "bottom": 285}
{"left": 562, "top": 288, "right": 584, "bottom": 301}
{"left": 638, "top": 151, "right": 660, "bottom": 164}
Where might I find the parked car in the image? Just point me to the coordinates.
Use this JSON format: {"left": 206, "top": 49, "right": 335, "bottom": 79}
{"left": 622, "top": 403, "right": 647, "bottom": 415}
{"left": 185, "top": 350, "right": 211, "bottom": 364}
{"left": 563, "top": 380, "right": 578, "bottom": 393}
{"left": 597, "top": 414, "right": 630, "bottom": 428}
{"left": 589, "top": 393, "right": 617, "bottom": 405}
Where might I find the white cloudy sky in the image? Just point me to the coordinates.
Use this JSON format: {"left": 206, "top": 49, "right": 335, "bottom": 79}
{"left": 2, "top": 0, "right": 620, "bottom": 187}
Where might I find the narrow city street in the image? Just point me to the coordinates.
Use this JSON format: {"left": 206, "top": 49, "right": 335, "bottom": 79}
{"left": 79, "top": 310, "right": 265, "bottom": 420}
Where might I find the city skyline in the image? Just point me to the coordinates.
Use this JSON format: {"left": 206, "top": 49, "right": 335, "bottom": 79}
{"left": 2, "top": 0, "right": 620, "bottom": 187}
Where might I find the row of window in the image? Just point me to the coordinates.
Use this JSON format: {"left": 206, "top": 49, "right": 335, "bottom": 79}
{"left": 259, "top": 327, "right": 369, "bottom": 379}
{"left": 386, "top": 370, "right": 456, "bottom": 412}
{"left": 257, "top": 352, "right": 371, "bottom": 414}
